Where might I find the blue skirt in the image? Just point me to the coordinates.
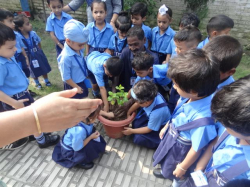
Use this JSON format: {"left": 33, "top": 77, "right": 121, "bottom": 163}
{"left": 63, "top": 80, "right": 89, "bottom": 99}
{"left": 52, "top": 135, "right": 106, "bottom": 168}
{"left": 29, "top": 49, "right": 51, "bottom": 78}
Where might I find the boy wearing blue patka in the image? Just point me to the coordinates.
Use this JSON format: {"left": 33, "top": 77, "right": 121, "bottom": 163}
{"left": 86, "top": 0, "right": 114, "bottom": 54}
{"left": 197, "top": 15, "right": 234, "bottom": 49}
{"left": 123, "top": 80, "right": 171, "bottom": 149}
{"left": 58, "top": 19, "right": 89, "bottom": 99}
{"left": 151, "top": 5, "right": 175, "bottom": 64}
{"left": 189, "top": 76, "right": 250, "bottom": 187}
{"left": 153, "top": 49, "right": 220, "bottom": 187}
{"left": 52, "top": 105, "right": 106, "bottom": 169}
{"left": 130, "top": 2, "right": 151, "bottom": 49}
{"left": 86, "top": 51, "right": 123, "bottom": 112}
{"left": 128, "top": 52, "right": 171, "bottom": 101}
{"left": 46, "top": 0, "right": 72, "bottom": 57}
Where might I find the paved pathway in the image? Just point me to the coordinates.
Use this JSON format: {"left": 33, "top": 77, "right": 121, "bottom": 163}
{"left": 0, "top": 121, "right": 172, "bottom": 187}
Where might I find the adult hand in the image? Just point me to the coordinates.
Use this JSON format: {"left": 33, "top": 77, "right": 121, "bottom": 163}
{"left": 32, "top": 88, "right": 102, "bottom": 133}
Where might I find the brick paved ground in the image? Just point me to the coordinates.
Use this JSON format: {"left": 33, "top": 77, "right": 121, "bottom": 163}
{"left": 0, "top": 121, "right": 172, "bottom": 187}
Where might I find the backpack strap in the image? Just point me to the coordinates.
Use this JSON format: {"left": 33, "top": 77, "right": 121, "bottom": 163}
{"left": 213, "top": 131, "right": 230, "bottom": 152}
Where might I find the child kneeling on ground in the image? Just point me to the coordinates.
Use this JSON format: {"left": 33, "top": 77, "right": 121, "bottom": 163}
{"left": 52, "top": 106, "right": 106, "bottom": 169}
{"left": 123, "top": 80, "right": 171, "bottom": 149}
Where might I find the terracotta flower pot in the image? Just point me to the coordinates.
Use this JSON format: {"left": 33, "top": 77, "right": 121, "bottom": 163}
{"left": 98, "top": 112, "right": 136, "bottom": 139}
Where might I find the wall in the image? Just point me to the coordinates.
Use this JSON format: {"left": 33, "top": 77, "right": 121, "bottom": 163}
{"left": 1, "top": 0, "right": 250, "bottom": 44}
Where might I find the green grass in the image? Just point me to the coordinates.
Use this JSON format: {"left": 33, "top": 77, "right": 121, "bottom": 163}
{"left": 234, "top": 54, "right": 250, "bottom": 80}
{"left": 28, "top": 20, "right": 63, "bottom": 98}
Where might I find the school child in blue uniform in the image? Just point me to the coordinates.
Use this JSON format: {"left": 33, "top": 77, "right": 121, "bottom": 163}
{"left": 152, "top": 49, "right": 220, "bottom": 187}
{"left": 0, "top": 8, "right": 30, "bottom": 78}
{"left": 118, "top": 26, "right": 159, "bottom": 92}
{"left": 0, "top": 24, "right": 60, "bottom": 150}
{"left": 86, "top": 51, "right": 123, "bottom": 112}
{"left": 46, "top": 0, "right": 73, "bottom": 57}
{"left": 197, "top": 15, "right": 234, "bottom": 49}
{"left": 123, "top": 80, "right": 170, "bottom": 149}
{"left": 52, "top": 105, "right": 106, "bottom": 169}
{"left": 130, "top": 2, "right": 151, "bottom": 49}
{"left": 14, "top": 14, "right": 52, "bottom": 89}
{"left": 58, "top": 19, "right": 89, "bottom": 99}
{"left": 128, "top": 51, "right": 171, "bottom": 101}
{"left": 107, "top": 11, "right": 131, "bottom": 57}
{"left": 188, "top": 76, "right": 250, "bottom": 187}
{"left": 151, "top": 5, "right": 175, "bottom": 64}
{"left": 165, "top": 13, "right": 200, "bottom": 63}
{"left": 86, "top": 0, "right": 114, "bottom": 55}
{"left": 167, "top": 26, "right": 202, "bottom": 114}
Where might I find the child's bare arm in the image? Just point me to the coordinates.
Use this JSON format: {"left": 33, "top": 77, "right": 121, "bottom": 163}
{"left": 173, "top": 147, "right": 202, "bottom": 178}
{"left": 163, "top": 54, "right": 171, "bottom": 64}
{"left": 195, "top": 137, "right": 218, "bottom": 171}
{"left": 100, "top": 86, "right": 109, "bottom": 112}
{"left": 65, "top": 79, "right": 83, "bottom": 94}
{"left": 0, "top": 91, "right": 29, "bottom": 109}
{"left": 127, "top": 102, "right": 140, "bottom": 117}
{"left": 83, "top": 131, "right": 100, "bottom": 146}
{"left": 21, "top": 48, "right": 29, "bottom": 66}
{"left": 86, "top": 44, "right": 90, "bottom": 55}
{"left": 49, "top": 32, "right": 63, "bottom": 49}
{"left": 123, "top": 126, "right": 152, "bottom": 135}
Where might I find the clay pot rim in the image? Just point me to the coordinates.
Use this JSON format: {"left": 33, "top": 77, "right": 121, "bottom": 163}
{"left": 97, "top": 112, "right": 136, "bottom": 127}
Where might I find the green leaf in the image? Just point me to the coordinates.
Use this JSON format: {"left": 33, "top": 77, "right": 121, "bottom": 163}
{"left": 111, "top": 100, "right": 115, "bottom": 105}
{"left": 108, "top": 97, "right": 112, "bottom": 101}
{"left": 108, "top": 91, "right": 113, "bottom": 96}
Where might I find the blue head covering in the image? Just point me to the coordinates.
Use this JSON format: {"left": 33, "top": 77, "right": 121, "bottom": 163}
{"left": 63, "top": 19, "right": 89, "bottom": 43}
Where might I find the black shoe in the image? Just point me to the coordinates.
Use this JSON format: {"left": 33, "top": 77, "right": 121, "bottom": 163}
{"left": 35, "top": 83, "right": 42, "bottom": 90}
{"left": 153, "top": 168, "right": 165, "bottom": 178}
{"left": 37, "top": 134, "right": 60, "bottom": 148}
{"left": 29, "top": 133, "right": 52, "bottom": 141}
{"left": 76, "top": 162, "right": 94, "bottom": 170}
{"left": 45, "top": 81, "right": 52, "bottom": 87}
{"left": 0, "top": 137, "right": 29, "bottom": 150}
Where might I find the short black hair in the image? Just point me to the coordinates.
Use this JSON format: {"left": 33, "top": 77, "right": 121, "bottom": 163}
{"left": 174, "top": 25, "right": 202, "bottom": 47}
{"left": 157, "top": 5, "right": 173, "bottom": 18}
{"left": 106, "top": 56, "right": 124, "bottom": 77}
{"left": 115, "top": 11, "right": 132, "bottom": 33}
{"left": 126, "top": 26, "right": 144, "bottom": 40}
{"left": 0, "top": 8, "right": 13, "bottom": 22}
{"left": 207, "top": 15, "right": 234, "bottom": 36}
{"left": 13, "top": 14, "right": 27, "bottom": 32}
{"left": 133, "top": 80, "right": 158, "bottom": 103}
{"left": 91, "top": 0, "right": 107, "bottom": 12}
{"left": 179, "top": 13, "right": 200, "bottom": 28}
{"left": 211, "top": 75, "right": 250, "bottom": 136}
{"left": 47, "top": 0, "right": 63, "bottom": 5}
{"left": 204, "top": 35, "right": 243, "bottom": 73}
{"left": 130, "top": 2, "right": 147, "bottom": 18}
{"left": 0, "top": 23, "right": 16, "bottom": 47}
{"left": 132, "top": 51, "right": 154, "bottom": 71}
{"left": 168, "top": 49, "right": 220, "bottom": 97}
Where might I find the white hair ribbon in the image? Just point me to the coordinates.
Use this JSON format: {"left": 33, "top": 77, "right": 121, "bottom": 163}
{"left": 158, "top": 4, "right": 168, "bottom": 15}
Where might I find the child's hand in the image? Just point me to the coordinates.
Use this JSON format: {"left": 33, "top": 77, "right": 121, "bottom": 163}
{"left": 103, "top": 104, "right": 109, "bottom": 112}
{"left": 122, "top": 127, "right": 133, "bottom": 135}
{"left": 173, "top": 163, "right": 187, "bottom": 179}
{"left": 159, "top": 122, "right": 169, "bottom": 139}
{"left": 90, "top": 131, "right": 100, "bottom": 139}
{"left": 162, "top": 61, "right": 167, "bottom": 64}
{"left": 13, "top": 99, "right": 29, "bottom": 109}
{"left": 76, "top": 86, "right": 83, "bottom": 94}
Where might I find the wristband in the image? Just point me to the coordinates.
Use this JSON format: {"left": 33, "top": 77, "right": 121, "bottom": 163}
{"left": 177, "top": 164, "right": 187, "bottom": 172}
{"left": 32, "top": 105, "right": 42, "bottom": 134}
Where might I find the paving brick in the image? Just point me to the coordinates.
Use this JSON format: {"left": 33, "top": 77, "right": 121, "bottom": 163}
{"left": 22, "top": 168, "right": 35, "bottom": 181}
{"left": 0, "top": 151, "right": 11, "bottom": 162}
{"left": 7, "top": 149, "right": 21, "bottom": 159}
{"left": 7, "top": 179, "right": 17, "bottom": 186}
{"left": 104, "top": 170, "right": 116, "bottom": 187}
{"left": 0, "top": 160, "right": 8, "bottom": 171}
{"left": 127, "top": 162, "right": 135, "bottom": 173}
{"left": 3, "top": 154, "right": 23, "bottom": 172}
{"left": 115, "top": 172, "right": 124, "bottom": 185}
{"left": 149, "top": 169, "right": 156, "bottom": 182}
{"left": 156, "top": 178, "right": 164, "bottom": 184}
{"left": 117, "top": 142, "right": 127, "bottom": 158}
{"left": 96, "top": 180, "right": 104, "bottom": 187}
{"left": 43, "top": 166, "right": 61, "bottom": 187}
{"left": 122, "top": 175, "right": 131, "bottom": 187}
{"left": 113, "top": 158, "right": 121, "bottom": 169}
{"left": 16, "top": 158, "right": 35, "bottom": 178}
{"left": 78, "top": 176, "right": 89, "bottom": 187}
{"left": 20, "top": 144, "right": 32, "bottom": 154}
{"left": 28, "top": 162, "right": 47, "bottom": 183}
{"left": 126, "top": 143, "right": 134, "bottom": 152}
{"left": 106, "top": 150, "right": 117, "bottom": 167}
{"left": 72, "top": 169, "right": 84, "bottom": 183}
{"left": 100, "top": 168, "right": 109, "bottom": 180}
{"left": 140, "top": 147, "right": 147, "bottom": 157}
{"left": 69, "top": 184, "right": 77, "bottom": 187}
{"left": 51, "top": 177, "right": 62, "bottom": 187}
{"left": 35, "top": 172, "right": 49, "bottom": 186}
{"left": 61, "top": 171, "right": 74, "bottom": 187}
{"left": 14, "top": 182, "right": 24, "bottom": 187}
{"left": 87, "top": 165, "right": 102, "bottom": 186}
{"left": 2, "top": 177, "right": 10, "bottom": 184}
{"left": 106, "top": 138, "right": 115, "bottom": 151}
{"left": 33, "top": 149, "right": 49, "bottom": 167}
{"left": 138, "top": 179, "right": 147, "bottom": 187}
{"left": 141, "top": 166, "right": 149, "bottom": 179}
{"left": 113, "top": 139, "right": 122, "bottom": 148}
{"left": 134, "top": 157, "right": 144, "bottom": 176}
{"left": 45, "top": 161, "right": 56, "bottom": 172}
{"left": 120, "top": 153, "right": 130, "bottom": 171}
{"left": 131, "top": 146, "right": 140, "bottom": 161}
{"left": 9, "top": 164, "right": 22, "bottom": 176}
{"left": 145, "top": 150, "right": 154, "bottom": 166}
{"left": 59, "top": 167, "right": 68, "bottom": 178}
{"left": 20, "top": 146, "right": 37, "bottom": 163}
{"left": 45, "top": 150, "right": 53, "bottom": 162}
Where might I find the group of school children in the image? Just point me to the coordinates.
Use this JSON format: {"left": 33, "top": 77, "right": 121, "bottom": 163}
{"left": 0, "top": 0, "right": 250, "bottom": 186}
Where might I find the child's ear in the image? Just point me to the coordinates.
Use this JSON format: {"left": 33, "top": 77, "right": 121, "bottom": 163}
{"left": 210, "top": 30, "right": 218, "bottom": 38}
{"left": 227, "top": 68, "right": 236, "bottom": 76}
{"left": 142, "top": 16, "right": 147, "bottom": 22}
{"left": 149, "top": 67, "right": 153, "bottom": 72}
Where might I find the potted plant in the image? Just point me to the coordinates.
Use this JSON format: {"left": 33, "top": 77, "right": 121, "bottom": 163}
{"left": 98, "top": 85, "right": 136, "bottom": 139}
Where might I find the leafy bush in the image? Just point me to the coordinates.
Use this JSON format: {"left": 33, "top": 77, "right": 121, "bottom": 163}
{"left": 108, "top": 85, "right": 128, "bottom": 106}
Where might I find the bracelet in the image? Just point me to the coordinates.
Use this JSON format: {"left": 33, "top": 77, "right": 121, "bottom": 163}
{"left": 177, "top": 164, "right": 187, "bottom": 172}
{"left": 32, "top": 105, "right": 42, "bottom": 134}
{"left": 57, "top": 42, "right": 60, "bottom": 46}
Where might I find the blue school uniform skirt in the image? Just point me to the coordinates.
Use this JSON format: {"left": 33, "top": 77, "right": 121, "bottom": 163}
{"left": 63, "top": 80, "right": 88, "bottom": 99}
{"left": 52, "top": 135, "right": 106, "bottom": 168}
{"left": 15, "top": 53, "right": 30, "bottom": 78}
